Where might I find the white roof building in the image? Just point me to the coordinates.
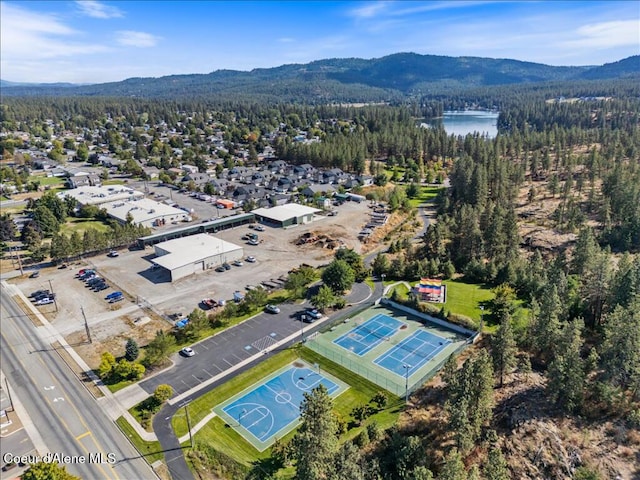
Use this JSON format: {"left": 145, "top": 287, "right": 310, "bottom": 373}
{"left": 57, "top": 185, "right": 143, "bottom": 206}
{"left": 251, "top": 204, "right": 321, "bottom": 227}
{"left": 104, "top": 198, "right": 189, "bottom": 228}
{"left": 152, "top": 233, "right": 244, "bottom": 281}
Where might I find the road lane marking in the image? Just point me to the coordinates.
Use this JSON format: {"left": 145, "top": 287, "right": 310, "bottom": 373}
{"left": 76, "top": 431, "right": 91, "bottom": 440}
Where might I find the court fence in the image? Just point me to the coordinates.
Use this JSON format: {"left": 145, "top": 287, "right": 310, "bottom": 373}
{"left": 306, "top": 335, "right": 470, "bottom": 397}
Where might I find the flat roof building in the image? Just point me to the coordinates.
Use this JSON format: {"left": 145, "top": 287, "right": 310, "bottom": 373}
{"left": 152, "top": 233, "right": 243, "bottom": 281}
{"left": 104, "top": 198, "right": 190, "bottom": 228}
{"left": 251, "top": 204, "right": 321, "bottom": 228}
{"left": 57, "top": 185, "right": 143, "bottom": 206}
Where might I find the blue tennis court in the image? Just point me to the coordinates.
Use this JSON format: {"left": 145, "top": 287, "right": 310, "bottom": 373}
{"left": 374, "top": 329, "right": 451, "bottom": 376}
{"left": 333, "top": 314, "right": 405, "bottom": 356}
{"left": 221, "top": 365, "right": 341, "bottom": 447}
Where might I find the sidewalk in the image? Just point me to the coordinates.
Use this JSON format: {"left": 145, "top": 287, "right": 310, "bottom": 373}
{"left": 2, "top": 281, "right": 158, "bottom": 443}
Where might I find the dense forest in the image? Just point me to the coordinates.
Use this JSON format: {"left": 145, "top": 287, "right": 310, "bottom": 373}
{"left": 1, "top": 73, "right": 639, "bottom": 478}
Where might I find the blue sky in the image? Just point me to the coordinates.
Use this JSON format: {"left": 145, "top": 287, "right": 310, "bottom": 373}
{"left": 1, "top": 1, "right": 638, "bottom": 84}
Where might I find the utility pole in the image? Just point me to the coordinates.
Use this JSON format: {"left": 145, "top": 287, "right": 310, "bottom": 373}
{"left": 81, "top": 306, "right": 92, "bottom": 344}
{"left": 48, "top": 279, "right": 58, "bottom": 312}
{"left": 4, "top": 377, "right": 14, "bottom": 412}
{"left": 403, "top": 364, "right": 411, "bottom": 404}
{"left": 184, "top": 405, "right": 193, "bottom": 448}
{"left": 15, "top": 247, "right": 24, "bottom": 275}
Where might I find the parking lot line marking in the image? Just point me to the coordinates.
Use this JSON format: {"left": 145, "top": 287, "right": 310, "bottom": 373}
{"left": 202, "top": 369, "right": 213, "bottom": 377}
{"left": 212, "top": 364, "right": 223, "bottom": 372}
{"left": 199, "top": 343, "right": 209, "bottom": 350}
{"left": 223, "top": 358, "right": 234, "bottom": 367}
{"left": 76, "top": 431, "right": 91, "bottom": 441}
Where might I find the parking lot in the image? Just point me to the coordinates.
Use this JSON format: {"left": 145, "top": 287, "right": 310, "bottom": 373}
{"left": 12, "top": 199, "right": 373, "bottom": 368}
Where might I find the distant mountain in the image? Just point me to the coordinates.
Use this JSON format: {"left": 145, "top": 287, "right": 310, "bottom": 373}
{"left": 2, "top": 53, "right": 638, "bottom": 102}
{"left": 577, "top": 55, "right": 640, "bottom": 80}
{"left": 0, "top": 79, "right": 86, "bottom": 88}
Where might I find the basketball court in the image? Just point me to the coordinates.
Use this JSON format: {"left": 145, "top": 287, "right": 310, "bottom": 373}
{"left": 214, "top": 361, "right": 348, "bottom": 451}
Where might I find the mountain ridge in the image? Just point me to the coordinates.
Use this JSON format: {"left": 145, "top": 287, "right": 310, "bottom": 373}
{"left": 2, "top": 52, "right": 638, "bottom": 101}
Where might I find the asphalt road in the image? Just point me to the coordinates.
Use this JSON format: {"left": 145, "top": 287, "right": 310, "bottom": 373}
{"left": 151, "top": 280, "right": 381, "bottom": 480}
{"left": 0, "top": 291, "right": 155, "bottom": 480}
{"left": 140, "top": 282, "right": 371, "bottom": 397}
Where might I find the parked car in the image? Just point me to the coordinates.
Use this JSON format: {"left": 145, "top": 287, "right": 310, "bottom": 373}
{"left": 327, "top": 210, "right": 338, "bottom": 216}
{"left": 175, "top": 318, "right": 190, "bottom": 328}
{"left": 246, "top": 256, "right": 257, "bottom": 263}
{"left": 201, "top": 298, "right": 217, "bottom": 308}
{"left": 247, "top": 239, "right": 260, "bottom": 246}
{"left": 107, "top": 250, "right": 119, "bottom": 257}
{"left": 29, "top": 271, "right": 40, "bottom": 278}
{"left": 232, "top": 259, "right": 243, "bottom": 267}
{"left": 180, "top": 347, "right": 195, "bottom": 357}
{"left": 305, "top": 308, "right": 323, "bottom": 320}
{"left": 109, "top": 296, "right": 124, "bottom": 304}
{"left": 94, "top": 284, "right": 109, "bottom": 292}
{"left": 35, "top": 298, "right": 54, "bottom": 306}
{"left": 105, "top": 291, "right": 122, "bottom": 300}
{"left": 215, "top": 265, "right": 226, "bottom": 272}
{"left": 222, "top": 263, "right": 231, "bottom": 270}
{"left": 30, "top": 289, "right": 49, "bottom": 298}
{"left": 254, "top": 225, "right": 265, "bottom": 231}
{"left": 77, "top": 269, "right": 95, "bottom": 278}
{"left": 265, "top": 304, "right": 281, "bottom": 314}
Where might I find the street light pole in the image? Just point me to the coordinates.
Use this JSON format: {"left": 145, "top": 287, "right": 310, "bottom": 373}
{"left": 403, "top": 364, "right": 411, "bottom": 404}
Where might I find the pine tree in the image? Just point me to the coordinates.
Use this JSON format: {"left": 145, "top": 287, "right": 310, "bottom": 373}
{"left": 125, "top": 338, "right": 139, "bottom": 361}
{"left": 492, "top": 315, "right": 517, "bottom": 388}
{"left": 483, "top": 447, "right": 510, "bottom": 480}
{"left": 546, "top": 319, "right": 586, "bottom": 413}
{"left": 293, "top": 385, "right": 338, "bottom": 480}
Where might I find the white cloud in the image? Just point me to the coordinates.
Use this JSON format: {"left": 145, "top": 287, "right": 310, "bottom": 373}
{"left": 115, "top": 31, "right": 160, "bottom": 48}
{"left": 0, "top": 2, "right": 109, "bottom": 64}
{"left": 76, "top": 1, "right": 123, "bottom": 19}
{"left": 564, "top": 20, "right": 640, "bottom": 49}
{"left": 348, "top": 2, "right": 391, "bottom": 19}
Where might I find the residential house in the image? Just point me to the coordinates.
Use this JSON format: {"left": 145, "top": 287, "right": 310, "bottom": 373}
{"left": 182, "top": 173, "right": 211, "bottom": 187}
{"left": 300, "top": 184, "right": 336, "bottom": 198}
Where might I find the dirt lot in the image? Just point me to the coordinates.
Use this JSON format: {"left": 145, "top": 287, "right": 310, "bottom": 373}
{"left": 8, "top": 200, "right": 376, "bottom": 368}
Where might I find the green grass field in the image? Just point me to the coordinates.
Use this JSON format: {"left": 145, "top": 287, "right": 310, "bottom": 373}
{"left": 27, "top": 175, "right": 65, "bottom": 186}
{"left": 443, "top": 279, "right": 494, "bottom": 320}
{"left": 102, "top": 179, "right": 126, "bottom": 186}
{"left": 59, "top": 218, "right": 111, "bottom": 235}
{"left": 174, "top": 345, "right": 402, "bottom": 467}
{"left": 407, "top": 185, "right": 443, "bottom": 208}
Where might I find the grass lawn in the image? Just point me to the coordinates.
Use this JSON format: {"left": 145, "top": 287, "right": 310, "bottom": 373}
{"left": 60, "top": 218, "right": 111, "bottom": 235}
{"left": 175, "top": 345, "right": 402, "bottom": 467}
{"left": 389, "top": 282, "right": 410, "bottom": 300}
{"left": 442, "top": 278, "right": 494, "bottom": 321}
{"left": 115, "top": 417, "right": 165, "bottom": 464}
{"left": 28, "top": 175, "right": 65, "bottom": 186}
{"left": 102, "top": 179, "right": 125, "bottom": 186}
{"left": 407, "top": 185, "right": 443, "bottom": 208}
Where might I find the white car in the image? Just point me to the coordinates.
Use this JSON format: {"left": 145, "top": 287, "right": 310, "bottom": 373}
{"left": 246, "top": 256, "right": 256, "bottom": 263}
{"left": 35, "top": 298, "right": 54, "bottom": 306}
{"left": 180, "top": 347, "right": 195, "bottom": 357}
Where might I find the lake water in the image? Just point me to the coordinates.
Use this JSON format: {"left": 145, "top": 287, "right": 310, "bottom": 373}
{"left": 422, "top": 110, "right": 499, "bottom": 138}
